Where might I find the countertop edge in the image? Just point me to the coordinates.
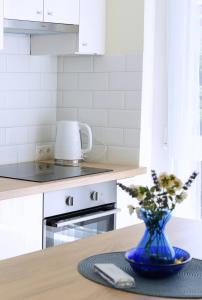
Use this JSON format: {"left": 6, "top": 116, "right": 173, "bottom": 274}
{"left": 0, "top": 163, "right": 147, "bottom": 201}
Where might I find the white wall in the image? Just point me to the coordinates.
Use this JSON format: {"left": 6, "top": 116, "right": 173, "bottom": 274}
{"left": 57, "top": 54, "right": 142, "bottom": 165}
{"left": 0, "top": 34, "right": 57, "bottom": 164}
{"left": 106, "top": 0, "right": 144, "bottom": 54}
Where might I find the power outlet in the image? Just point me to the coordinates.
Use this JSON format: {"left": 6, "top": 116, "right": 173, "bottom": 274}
{"left": 35, "top": 144, "right": 54, "bottom": 161}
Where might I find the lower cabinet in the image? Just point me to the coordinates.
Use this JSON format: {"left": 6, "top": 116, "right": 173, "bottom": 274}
{"left": 0, "top": 194, "right": 43, "bottom": 260}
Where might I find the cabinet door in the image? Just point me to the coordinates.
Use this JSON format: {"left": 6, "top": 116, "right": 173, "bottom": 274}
{"left": 0, "top": 0, "right": 3, "bottom": 49}
{"left": 44, "top": 0, "right": 79, "bottom": 24}
{"left": 78, "top": 0, "right": 106, "bottom": 54}
{"left": 4, "top": 0, "right": 43, "bottom": 22}
{"left": 0, "top": 194, "right": 43, "bottom": 260}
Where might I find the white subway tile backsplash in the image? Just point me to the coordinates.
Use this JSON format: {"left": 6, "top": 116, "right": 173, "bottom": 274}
{"left": 0, "top": 42, "right": 142, "bottom": 166}
{"left": 0, "top": 109, "right": 55, "bottom": 127}
{"left": 63, "top": 56, "right": 93, "bottom": 73}
{"left": 41, "top": 73, "right": 57, "bottom": 90}
{"left": 57, "top": 108, "right": 78, "bottom": 121}
{"left": 84, "top": 145, "right": 107, "bottom": 162}
{"left": 107, "top": 146, "right": 139, "bottom": 165}
{"left": 63, "top": 91, "right": 93, "bottom": 108}
{"left": 6, "top": 55, "right": 57, "bottom": 74}
{"left": 0, "top": 35, "right": 57, "bottom": 164}
{"left": 92, "top": 127, "right": 124, "bottom": 146}
{"left": 124, "top": 129, "right": 140, "bottom": 147}
{"left": 126, "top": 54, "right": 143, "bottom": 72}
{"left": 0, "top": 73, "right": 41, "bottom": 90}
{"left": 29, "top": 91, "right": 57, "bottom": 108}
{"left": 1, "top": 34, "right": 30, "bottom": 55}
{"left": 6, "top": 127, "right": 28, "bottom": 145}
{"left": 57, "top": 53, "right": 143, "bottom": 166}
{"left": 30, "top": 56, "right": 57, "bottom": 73}
{"left": 0, "top": 129, "right": 6, "bottom": 145}
{"left": 124, "top": 91, "right": 141, "bottom": 110}
{"left": 78, "top": 73, "right": 108, "bottom": 90}
{"left": 57, "top": 91, "right": 63, "bottom": 107}
{"left": 108, "top": 110, "right": 141, "bottom": 129}
{"left": 28, "top": 126, "right": 56, "bottom": 143}
{"left": 0, "top": 146, "right": 18, "bottom": 164}
{"left": 4, "top": 91, "right": 29, "bottom": 109}
{"left": 93, "top": 91, "right": 124, "bottom": 109}
{"left": 109, "top": 72, "right": 141, "bottom": 91}
{"left": 78, "top": 109, "right": 108, "bottom": 126}
{"left": 57, "top": 57, "right": 64, "bottom": 73}
{"left": 17, "top": 144, "right": 36, "bottom": 162}
{"left": 6, "top": 55, "right": 30, "bottom": 72}
{"left": 93, "top": 55, "right": 125, "bottom": 72}
{"left": 58, "top": 73, "right": 78, "bottom": 90}
{"left": 0, "top": 55, "right": 6, "bottom": 72}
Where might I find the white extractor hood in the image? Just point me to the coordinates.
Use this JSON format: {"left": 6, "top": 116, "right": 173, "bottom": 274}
{"left": 4, "top": 19, "right": 79, "bottom": 35}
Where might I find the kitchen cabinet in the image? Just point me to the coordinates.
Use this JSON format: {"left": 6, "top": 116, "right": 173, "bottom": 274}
{"left": 4, "top": 0, "right": 79, "bottom": 25}
{"left": 4, "top": 0, "right": 43, "bottom": 22}
{"left": 0, "top": 194, "right": 43, "bottom": 260}
{"left": 44, "top": 0, "right": 79, "bottom": 25}
{"left": 0, "top": 0, "right": 3, "bottom": 49}
{"left": 31, "top": 0, "right": 106, "bottom": 55}
{"left": 77, "top": 0, "right": 105, "bottom": 55}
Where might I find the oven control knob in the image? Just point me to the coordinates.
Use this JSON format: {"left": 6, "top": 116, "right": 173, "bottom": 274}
{"left": 90, "top": 191, "right": 99, "bottom": 201}
{"left": 65, "top": 196, "right": 74, "bottom": 206}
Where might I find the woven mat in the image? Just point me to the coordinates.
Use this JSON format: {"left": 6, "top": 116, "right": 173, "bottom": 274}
{"left": 78, "top": 252, "right": 202, "bottom": 298}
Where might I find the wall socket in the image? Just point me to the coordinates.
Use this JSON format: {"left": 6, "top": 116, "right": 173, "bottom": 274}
{"left": 35, "top": 144, "right": 54, "bottom": 161}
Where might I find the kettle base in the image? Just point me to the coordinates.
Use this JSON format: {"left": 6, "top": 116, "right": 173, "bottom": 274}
{"left": 54, "top": 159, "right": 81, "bottom": 167}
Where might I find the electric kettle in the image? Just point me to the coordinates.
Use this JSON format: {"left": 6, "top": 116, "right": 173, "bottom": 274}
{"left": 55, "top": 120, "right": 93, "bottom": 166}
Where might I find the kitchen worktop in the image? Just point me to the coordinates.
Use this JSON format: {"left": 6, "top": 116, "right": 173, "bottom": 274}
{"left": 0, "top": 217, "right": 201, "bottom": 300}
{"left": 0, "top": 162, "right": 146, "bottom": 201}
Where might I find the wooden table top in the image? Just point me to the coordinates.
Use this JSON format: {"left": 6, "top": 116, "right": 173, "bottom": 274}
{"left": 0, "top": 217, "right": 201, "bottom": 300}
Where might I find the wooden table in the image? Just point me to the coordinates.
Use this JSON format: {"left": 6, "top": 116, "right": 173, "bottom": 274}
{"left": 0, "top": 217, "right": 201, "bottom": 300}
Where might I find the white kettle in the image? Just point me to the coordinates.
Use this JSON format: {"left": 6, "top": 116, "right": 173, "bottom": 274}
{"left": 55, "top": 120, "right": 93, "bottom": 165}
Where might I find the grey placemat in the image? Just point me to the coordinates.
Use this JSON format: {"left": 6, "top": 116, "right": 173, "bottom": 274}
{"left": 78, "top": 252, "right": 202, "bottom": 298}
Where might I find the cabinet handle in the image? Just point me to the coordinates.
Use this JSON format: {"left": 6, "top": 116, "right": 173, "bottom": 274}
{"left": 82, "top": 42, "right": 88, "bottom": 47}
{"left": 36, "top": 10, "right": 42, "bottom": 15}
{"left": 47, "top": 11, "right": 53, "bottom": 16}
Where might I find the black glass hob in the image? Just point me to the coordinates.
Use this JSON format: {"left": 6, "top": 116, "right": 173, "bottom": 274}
{"left": 0, "top": 162, "right": 112, "bottom": 183}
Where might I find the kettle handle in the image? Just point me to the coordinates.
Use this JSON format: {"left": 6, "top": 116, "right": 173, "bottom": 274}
{"left": 79, "top": 123, "right": 93, "bottom": 155}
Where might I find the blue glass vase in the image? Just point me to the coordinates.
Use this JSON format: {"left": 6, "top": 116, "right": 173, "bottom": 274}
{"left": 128, "top": 208, "right": 175, "bottom": 265}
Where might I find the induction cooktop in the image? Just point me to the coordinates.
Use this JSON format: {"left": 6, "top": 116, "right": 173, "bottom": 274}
{"left": 0, "top": 162, "right": 112, "bottom": 183}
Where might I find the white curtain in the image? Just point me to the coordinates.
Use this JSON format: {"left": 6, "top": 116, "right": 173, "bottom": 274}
{"left": 140, "top": 0, "right": 201, "bottom": 219}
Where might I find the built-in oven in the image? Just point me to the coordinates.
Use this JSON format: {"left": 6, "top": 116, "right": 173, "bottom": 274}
{"left": 43, "top": 181, "right": 118, "bottom": 248}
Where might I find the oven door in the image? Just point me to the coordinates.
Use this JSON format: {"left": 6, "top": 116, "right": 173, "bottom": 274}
{"left": 43, "top": 204, "right": 119, "bottom": 248}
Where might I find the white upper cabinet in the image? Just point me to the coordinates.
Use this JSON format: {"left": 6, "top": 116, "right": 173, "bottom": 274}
{"left": 4, "top": 0, "right": 79, "bottom": 25}
{"left": 4, "top": 0, "right": 43, "bottom": 22}
{"left": 0, "top": 0, "right": 3, "bottom": 49}
{"left": 44, "top": 0, "right": 79, "bottom": 25}
{"left": 31, "top": 0, "right": 106, "bottom": 55}
{"left": 78, "top": 0, "right": 105, "bottom": 54}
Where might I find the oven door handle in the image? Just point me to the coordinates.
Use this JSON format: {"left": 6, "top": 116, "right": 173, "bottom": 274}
{"left": 52, "top": 208, "right": 121, "bottom": 228}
